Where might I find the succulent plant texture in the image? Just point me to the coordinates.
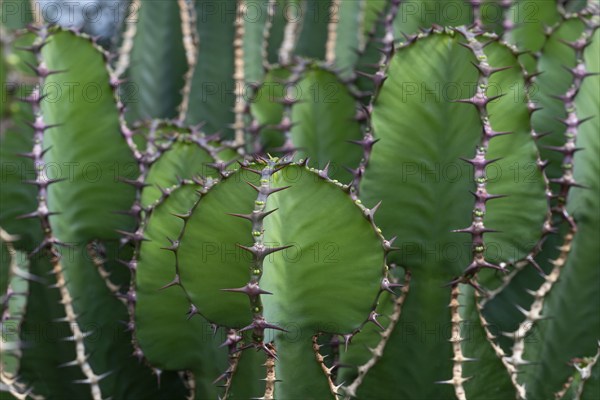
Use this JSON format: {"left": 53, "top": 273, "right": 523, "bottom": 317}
{"left": 1, "top": 1, "right": 599, "bottom": 399}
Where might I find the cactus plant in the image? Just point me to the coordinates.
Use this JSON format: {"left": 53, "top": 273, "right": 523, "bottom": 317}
{"left": 1, "top": 1, "right": 598, "bottom": 399}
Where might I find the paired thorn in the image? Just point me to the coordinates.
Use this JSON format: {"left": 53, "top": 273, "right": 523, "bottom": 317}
{"left": 380, "top": 277, "right": 402, "bottom": 295}
{"left": 220, "top": 282, "right": 272, "bottom": 296}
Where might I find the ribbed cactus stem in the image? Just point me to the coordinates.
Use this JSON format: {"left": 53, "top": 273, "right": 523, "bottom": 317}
{"left": 550, "top": 19, "right": 599, "bottom": 228}
{"left": 271, "top": 61, "right": 308, "bottom": 153}
{"left": 87, "top": 242, "right": 125, "bottom": 305}
{"left": 263, "top": 343, "right": 277, "bottom": 400}
{"left": 214, "top": 329, "right": 242, "bottom": 399}
{"left": 244, "top": 86, "right": 264, "bottom": 153}
{"left": 474, "top": 290, "right": 526, "bottom": 398}
{"left": 0, "top": 229, "right": 31, "bottom": 398}
{"left": 169, "top": 176, "right": 217, "bottom": 319}
{"left": 479, "top": 36, "right": 556, "bottom": 297}
{"left": 313, "top": 334, "right": 342, "bottom": 400}
{"left": 120, "top": 121, "right": 172, "bottom": 359}
{"left": 18, "top": 28, "right": 64, "bottom": 258}
{"left": 53, "top": 260, "right": 111, "bottom": 400}
{"left": 453, "top": 27, "right": 511, "bottom": 284}
{"left": 261, "top": 0, "right": 277, "bottom": 71}
{"left": 127, "top": 124, "right": 226, "bottom": 362}
{"left": 233, "top": 157, "right": 291, "bottom": 351}
{"left": 279, "top": 6, "right": 302, "bottom": 65}
{"left": 17, "top": 27, "right": 108, "bottom": 399}
{"left": 325, "top": 0, "right": 341, "bottom": 64}
{"left": 344, "top": 270, "right": 411, "bottom": 399}
{"left": 441, "top": 284, "right": 468, "bottom": 400}
{"left": 350, "top": 0, "right": 400, "bottom": 196}
{"left": 114, "top": 0, "right": 140, "bottom": 78}
{"left": 233, "top": 0, "right": 247, "bottom": 146}
{"left": 0, "top": 229, "right": 21, "bottom": 322}
{"left": 111, "top": 45, "right": 143, "bottom": 162}
{"left": 504, "top": 230, "right": 575, "bottom": 398}
{"left": 177, "top": 0, "right": 199, "bottom": 122}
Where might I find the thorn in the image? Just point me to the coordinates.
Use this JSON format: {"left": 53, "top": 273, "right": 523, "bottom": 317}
{"left": 119, "top": 177, "right": 150, "bottom": 190}
{"left": 23, "top": 177, "right": 67, "bottom": 188}
{"left": 16, "top": 209, "right": 60, "bottom": 220}
{"left": 153, "top": 368, "right": 163, "bottom": 388}
{"left": 319, "top": 162, "right": 331, "bottom": 179}
{"left": 368, "top": 201, "right": 382, "bottom": 221}
{"left": 470, "top": 62, "right": 512, "bottom": 77}
{"left": 160, "top": 237, "right": 179, "bottom": 252}
{"left": 526, "top": 255, "right": 546, "bottom": 277}
{"left": 186, "top": 304, "right": 199, "bottom": 320}
{"left": 219, "top": 332, "right": 242, "bottom": 348}
{"left": 72, "top": 370, "right": 112, "bottom": 385}
{"left": 25, "top": 120, "right": 62, "bottom": 132}
{"left": 343, "top": 333, "right": 353, "bottom": 351}
{"left": 368, "top": 311, "right": 385, "bottom": 331}
{"left": 460, "top": 156, "right": 502, "bottom": 168}
{"left": 380, "top": 277, "right": 402, "bottom": 295}
{"left": 239, "top": 317, "right": 288, "bottom": 333}
{"left": 227, "top": 208, "right": 278, "bottom": 223}
{"left": 236, "top": 243, "right": 293, "bottom": 260}
{"left": 115, "top": 229, "right": 147, "bottom": 243}
{"left": 159, "top": 275, "right": 180, "bottom": 290}
{"left": 220, "top": 282, "right": 272, "bottom": 296}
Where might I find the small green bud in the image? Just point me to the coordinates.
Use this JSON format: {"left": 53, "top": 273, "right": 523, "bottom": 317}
{"left": 473, "top": 209, "right": 485, "bottom": 217}
{"left": 252, "top": 231, "right": 261, "bottom": 237}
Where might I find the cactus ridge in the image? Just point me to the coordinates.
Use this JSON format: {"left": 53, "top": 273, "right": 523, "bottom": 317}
{"left": 0, "top": 229, "right": 37, "bottom": 399}
{"left": 122, "top": 119, "right": 234, "bottom": 366}
{"left": 17, "top": 26, "right": 108, "bottom": 400}
{"left": 313, "top": 334, "right": 343, "bottom": 399}
{"left": 177, "top": 0, "right": 199, "bottom": 123}
{"left": 547, "top": 17, "right": 599, "bottom": 229}
{"left": 226, "top": 157, "right": 293, "bottom": 354}
{"left": 343, "top": 270, "right": 411, "bottom": 399}
{"left": 478, "top": 16, "right": 597, "bottom": 299}
{"left": 438, "top": 284, "right": 470, "bottom": 399}
{"left": 451, "top": 26, "right": 514, "bottom": 287}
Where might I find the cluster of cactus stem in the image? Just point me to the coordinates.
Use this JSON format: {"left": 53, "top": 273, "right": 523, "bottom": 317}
{"left": 1, "top": 1, "right": 598, "bottom": 399}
